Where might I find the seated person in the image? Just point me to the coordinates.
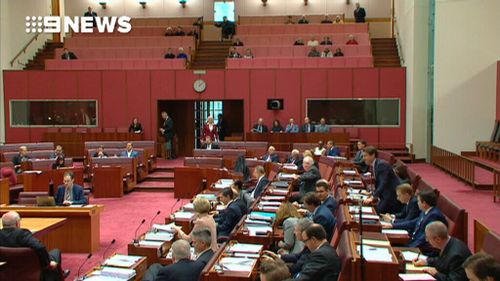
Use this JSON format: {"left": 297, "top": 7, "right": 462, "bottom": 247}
{"left": 325, "top": 141, "right": 341, "bottom": 157}
{"left": 260, "top": 259, "right": 291, "bottom": 281}
{"left": 55, "top": 172, "right": 87, "bottom": 206}
{"left": 288, "top": 223, "right": 341, "bottom": 280}
{"left": 233, "top": 38, "right": 244, "bottom": 46}
{"left": 390, "top": 190, "right": 448, "bottom": 254}
{"left": 292, "top": 156, "right": 321, "bottom": 199}
{"left": 142, "top": 240, "right": 204, "bottom": 281}
{"left": 51, "top": 145, "right": 65, "bottom": 169}
{"left": 164, "top": 26, "right": 174, "bottom": 36}
{"left": 381, "top": 183, "right": 419, "bottom": 224}
{"left": 252, "top": 117, "right": 268, "bottom": 133}
{"left": 313, "top": 141, "right": 325, "bottom": 156}
{"left": 463, "top": 253, "right": 500, "bottom": 281}
{"left": 301, "top": 117, "right": 315, "bottom": 133}
{"left": 301, "top": 193, "right": 335, "bottom": 241}
{"left": 173, "top": 198, "right": 218, "bottom": 251}
{"left": 315, "top": 118, "right": 329, "bottom": 133}
{"left": 128, "top": 117, "right": 143, "bottom": 133}
{"left": 394, "top": 163, "right": 410, "bottom": 184}
{"left": 174, "top": 26, "right": 185, "bottom": 36}
{"left": 262, "top": 146, "right": 279, "bottom": 163}
{"left": 298, "top": 15, "right": 309, "bottom": 24}
{"left": 346, "top": 34, "right": 359, "bottom": 45}
{"left": 248, "top": 165, "right": 270, "bottom": 199}
{"left": 228, "top": 47, "right": 242, "bottom": 58}
{"left": 285, "top": 15, "right": 295, "bottom": 24}
{"left": 12, "top": 145, "right": 30, "bottom": 173}
{"left": 352, "top": 140, "right": 367, "bottom": 172}
{"left": 413, "top": 221, "right": 471, "bottom": 281}
{"left": 307, "top": 47, "right": 320, "bottom": 57}
{"left": 0, "top": 211, "right": 69, "bottom": 280}
{"left": 271, "top": 119, "right": 284, "bottom": 133}
{"left": 120, "top": 142, "right": 139, "bottom": 158}
{"left": 231, "top": 179, "right": 254, "bottom": 210}
{"left": 315, "top": 179, "right": 337, "bottom": 214}
{"left": 333, "top": 48, "right": 344, "bottom": 57}
{"left": 334, "top": 15, "right": 344, "bottom": 24}
{"left": 191, "top": 229, "right": 215, "bottom": 265}
{"left": 307, "top": 37, "right": 319, "bottom": 47}
{"left": 276, "top": 203, "right": 303, "bottom": 255}
{"left": 214, "top": 188, "right": 244, "bottom": 237}
{"left": 320, "top": 36, "right": 333, "bottom": 45}
{"left": 285, "top": 118, "right": 299, "bottom": 133}
{"left": 61, "top": 48, "right": 77, "bottom": 60}
{"left": 287, "top": 149, "right": 303, "bottom": 169}
{"left": 164, "top": 48, "right": 176, "bottom": 59}
{"left": 176, "top": 47, "right": 189, "bottom": 59}
{"left": 321, "top": 48, "right": 333, "bottom": 58}
{"left": 200, "top": 135, "right": 219, "bottom": 150}
{"left": 321, "top": 15, "right": 333, "bottom": 24}
{"left": 93, "top": 145, "right": 108, "bottom": 158}
{"left": 294, "top": 38, "right": 305, "bottom": 46}
{"left": 243, "top": 48, "right": 254, "bottom": 59}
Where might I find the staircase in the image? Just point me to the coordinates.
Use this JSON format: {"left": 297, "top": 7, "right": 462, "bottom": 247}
{"left": 191, "top": 41, "right": 232, "bottom": 70}
{"left": 24, "top": 41, "right": 63, "bottom": 70}
{"left": 135, "top": 167, "right": 175, "bottom": 191}
{"left": 370, "top": 38, "right": 401, "bottom": 67}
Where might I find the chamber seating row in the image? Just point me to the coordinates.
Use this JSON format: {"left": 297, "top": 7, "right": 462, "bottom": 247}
{"left": 54, "top": 47, "right": 191, "bottom": 60}
{"left": 45, "top": 59, "right": 186, "bottom": 70}
{"left": 237, "top": 33, "right": 370, "bottom": 46}
{"left": 234, "top": 45, "right": 371, "bottom": 57}
{"left": 64, "top": 36, "right": 195, "bottom": 48}
{"left": 72, "top": 25, "right": 199, "bottom": 37}
{"left": 226, "top": 57, "right": 373, "bottom": 69}
{"left": 130, "top": 17, "right": 201, "bottom": 26}
{"left": 237, "top": 23, "right": 368, "bottom": 35}
{"left": 238, "top": 14, "right": 346, "bottom": 25}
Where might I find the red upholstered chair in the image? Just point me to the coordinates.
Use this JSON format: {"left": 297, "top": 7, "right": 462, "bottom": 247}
{"left": 437, "top": 195, "right": 468, "bottom": 243}
{"left": 482, "top": 231, "right": 500, "bottom": 260}
{"left": 0, "top": 247, "right": 42, "bottom": 281}
{"left": 330, "top": 127, "right": 345, "bottom": 134}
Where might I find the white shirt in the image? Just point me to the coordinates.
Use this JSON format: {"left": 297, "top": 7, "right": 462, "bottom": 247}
{"left": 307, "top": 40, "right": 319, "bottom": 47}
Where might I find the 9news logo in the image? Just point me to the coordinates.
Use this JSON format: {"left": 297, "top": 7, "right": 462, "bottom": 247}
{"left": 25, "top": 16, "right": 132, "bottom": 33}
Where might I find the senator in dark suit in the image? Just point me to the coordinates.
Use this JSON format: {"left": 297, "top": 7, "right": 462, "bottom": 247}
{"left": 252, "top": 118, "right": 268, "bottom": 133}
{"left": 303, "top": 193, "right": 336, "bottom": 241}
{"left": 353, "top": 141, "right": 368, "bottom": 172}
{"left": 249, "top": 166, "right": 270, "bottom": 199}
{"left": 413, "top": 221, "right": 471, "bottom": 281}
{"left": 61, "top": 48, "right": 77, "bottom": 60}
{"left": 287, "top": 150, "right": 303, "bottom": 169}
{"left": 316, "top": 179, "right": 337, "bottom": 214}
{"left": 215, "top": 188, "right": 244, "bottom": 237}
{"left": 285, "top": 224, "right": 340, "bottom": 281}
{"left": 280, "top": 218, "right": 313, "bottom": 275}
{"left": 394, "top": 196, "right": 420, "bottom": 223}
{"left": 120, "top": 143, "right": 139, "bottom": 158}
{"left": 83, "top": 6, "right": 98, "bottom": 27}
{"left": 294, "top": 156, "right": 321, "bottom": 197}
{"left": 55, "top": 172, "right": 87, "bottom": 206}
{"left": 381, "top": 184, "right": 420, "bottom": 224}
{"left": 160, "top": 111, "right": 175, "bottom": 159}
{"left": 354, "top": 3, "right": 366, "bottom": 23}
{"left": 301, "top": 117, "right": 315, "bottom": 133}
{"left": 362, "top": 147, "right": 403, "bottom": 214}
{"left": 262, "top": 146, "right": 279, "bottom": 163}
{"left": 0, "top": 211, "right": 65, "bottom": 281}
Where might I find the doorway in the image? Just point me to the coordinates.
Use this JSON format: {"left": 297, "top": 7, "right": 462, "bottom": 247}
{"left": 158, "top": 100, "right": 244, "bottom": 156}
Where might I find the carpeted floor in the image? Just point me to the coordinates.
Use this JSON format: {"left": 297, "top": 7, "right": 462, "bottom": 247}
{"left": 408, "top": 163, "right": 500, "bottom": 249}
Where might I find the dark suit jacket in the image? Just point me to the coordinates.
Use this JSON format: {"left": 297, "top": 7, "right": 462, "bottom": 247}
{"left": 120, "top": 150, "right": 139, "bottom": 158}
{"left": 162, "top": 117, "right": 174, "bottom": 140}
{"left": 299, "top": 166, "right": 321, "bottom": 196}
{"left": 195, "top": 249, "right": 214, "bottom": 267}
{"left": 232, "top": 198, "right": 248, "bottom": 215}
{"left": 250, "top": 176, "right": 270, "bottom": 199}
{"left": 282, "top": 248, "right": 311, "bottom": 276}
{"left": 61, "top": 52, "right": 77, "bottom": 60}
{"left": 287, "top": 243, "right": 340, "bottom": 281}
{"left": 262, "top": 153, "right": 279, "bottom": 163}
{"left": 353, "top": 150, "right": 368, "bottom": 172}
{"left": 373, "top": 159, "right": 403, "bottom": 214}
{"left": 156, "top": 259, "right": 205, "bottom": 281}
{"left": 354, "top": 7, "right": 366, "bottom": 22}
{"left": 322, "top": 196, "right": 338, "bottom": 214}
{"left": 327, "top": 147, "right": 341, "bottom": 157}
{"left": 12, "top": 154, "right": 29, "bottom": 166}
{"left": 55, "top": 184, "right": 87, "bottom": 205}
{"left": 313, "top": 205, "right": 336, "bottom": 241}
{"left": 164, "top": 53, "right": 176, "bottom": 59}
{"left": 426, "top": 237, "right": 471, "bottom": 281}
{"left": 394, "top": 196, "right": 420, "bottom": 223}
{"left": 287, "top": 157, "right": 303, "bottom": 170}
{"left": 215, "top": 200, "right": 243, "bottom": 237}
{"left": 200, "top": 143, "right": 220, "bottom": 150}
{"left": 129, "top": 123, "right": 143, "bottom": 133}
{"left": 301, "top": 123, "right": 315, "bottom": 133}
{"left": 252, "top": 124, "right": 268, "bottom": 133}
{"left": 0, "top": 228, "right": 51, "bottom": 268}
{"left": 393, "top": 207, "right": 448, "bottom": 249}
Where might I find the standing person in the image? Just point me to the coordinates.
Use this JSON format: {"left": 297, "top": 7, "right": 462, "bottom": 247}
{"left": 159, "top": 111, "right": 175, "bottom": 159}
{"left": 354, "top": 2, "right": 366, "bottom": 23}
{"left": 201, "top": 116, "right": 219, "bottom": 144}
{"left": 83, "top": 6, "right": 98, "bottom": 27}
{"left": 216, "top": 114, "right": 227, "bottom": 141}
{"left": 216, "top": 16, "right": 235, "bottom": 41}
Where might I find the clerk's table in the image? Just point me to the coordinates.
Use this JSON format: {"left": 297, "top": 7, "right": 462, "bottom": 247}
{"left": 0, "top": 204, "right": 104, "bottom": 253}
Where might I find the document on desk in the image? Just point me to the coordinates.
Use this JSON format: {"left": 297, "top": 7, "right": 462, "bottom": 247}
{"left": 279, "top": 173, "right": 295, "bottom": 179}
{"left": 406, "top": 263, "right": 434, "bottom": 273}
{"left": 328, "top": 156, "right": 347, "bottom": 160}
{"left": 269, "top": 189, "right": 288, "bottom": 195}
{"left": 144, "top": 231, "right": 174, "bottom": 242}
{"left": 246, "top": 225, "right": 273, "bottom": 236}
{"left": 152, "top": 222, "right": 177, "bottom": 233}
{"left": 344, "top": 180, "right": 363, "bottom": 185}
{"left": 362, "top": 239, "right": 391, "bottom": 247}
{"left": 68, "top": 204, "right": 85, "bottom": 208}
{"left": 85, "top": 275, "right": 129, "bottom": 281}
{"left": 245, "top": 218, "right": 272, "bottom": 225}
{"left": 249, "top": 211, "right": 276, "bottom": 221}
{"left": 182, "top": 203, "right": 195, "bottom": 211}
{"left": 172, "top": 211, "right": 195, "bottom": 219}
{"left": 356, "top": 245, "right": 393, "bottom": 263}
{"left": 399, "top": 273, "right": 436, "bottom": 281}
{"left": 261, "top": 195, "right": 286, "bottom": 201}
{"left": 100, "top": 267, "right": 136, "bottom": 279}
{"left": 352, "top": 213, "right": 380, "bottom": 220}
{"left": 401, "top": 251, "right": 428, "bottom": 262}
{"left": 196, "top": 194, "right": 217, "bottom": 201}
{"left": 220, "top": 179, "right": 235, "bottom": 185}
{"left": 228, "top": 243, "right": 263, "bottom": 254}
{"left": 382, "top": 229, "right": 409, "bottom": 235}
{"left": 259, "top": 201, "right": 281, "bottom": 206}
{"left": 219, "top": 257, "right": 256, "bottom": 272}
{"left": 138, "top": 240, "right": 164, "bottom": 248}
{"left": 104, "top": 254, "right": 142, "bottom": 268}
{"left": 349, "top": 206, "right": 375, "bottom": 214}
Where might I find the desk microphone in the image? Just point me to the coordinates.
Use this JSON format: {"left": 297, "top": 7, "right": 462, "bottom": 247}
{"left": 170, "top": 198, "right": 181, "bottom": 215}
{"left": 75, "top": 253, "right": 92, "bottom": 281}
{"left": 101, "top": 239, "right": 116, "bottom": 260}
{"left": 149, "top": 210, "right": 161, "bottom": 229}
{"left": 133, "top": 218, "right": 146, "bottom": 243}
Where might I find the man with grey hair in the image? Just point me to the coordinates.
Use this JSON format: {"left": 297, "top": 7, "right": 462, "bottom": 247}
{"left": 12, "top": 145, "right": 30, "bottom": 173}
{"left": 142, "top": 239, "right": 205, "bottom": 281}
{"left": 412, "top": 221, "right": 471, "bottom": 281}
{"left": 192, "top": 228, "right": 214, "bottom": 266}
{"left": 0, "top": 211, "right": 68, "bottom": 280}
{"left": 293, "top": 156, "right": 321, "bottom": 201}
{"left": 287, "top": 149, "right": 303, "bottom": 169}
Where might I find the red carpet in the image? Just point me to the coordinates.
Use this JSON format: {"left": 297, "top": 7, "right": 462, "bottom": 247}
{"left": 61, "top": 192, "right": 186, "bottom": 280}
{"left": 408, "top": 163, "right": 500, "bottom": 249}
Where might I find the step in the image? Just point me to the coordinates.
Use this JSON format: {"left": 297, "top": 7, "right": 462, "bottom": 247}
{"left": 135, "top": 180, "right": 174, "bottom": 190}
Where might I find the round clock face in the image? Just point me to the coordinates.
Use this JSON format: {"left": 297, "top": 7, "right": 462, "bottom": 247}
{"left": 193, "top": 79, "right": 207, "bottom": 93}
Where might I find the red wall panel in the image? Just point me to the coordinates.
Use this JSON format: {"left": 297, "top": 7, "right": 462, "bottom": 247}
{"left": 101, "top": 71, "right": 127, "bottom": 129}
{"left": 3, "top": 71, "right": 29, "bottom": 143}
{"left": 275, "top": 70, "right": 301, "bottom": 125}
{"left": 150, "top": 71, "right": 176, "bottom": 140}
{"left": 126, "top": 71, "right": 151, "bottom": 139}
{"left": 27, "top": 72, "right": 54, "bottom": 99}
{"left": 76, "top": 71, "right": 103, "bottom": 130}
{"left": 249, "top": 70, "right": 276, "bottom": 131}
{"left": 359, "top": 128, "right": 379, "bottom": 147}
{"left": 225, "top": 70, "right": 251, "bottom": 130}
{"left": 328, "top": 69, "right": 353, "bottom": 98}
{"left": 353, "top": 68, "right": 379, "bottom": 98}
{"left": 379, "top": 68, "right": 406, "bottom": 148}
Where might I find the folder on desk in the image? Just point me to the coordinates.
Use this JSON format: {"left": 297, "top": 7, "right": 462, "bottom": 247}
{"left": 269, "top": 189, "right": 288, "bottom": 195}
{"left": 349, "top": 206, "right": 374, "bottom": 214}
{"left": 271, "top": 181, "right": 289, "bottom": 188}
{"left": 405, "top": 264, "right": 434, "bottom": 273}
{"left": 382, "top": 229, "right": 409, "bottom": 235}
{"left": 343, "top": 170, "right": 357, "bottom": 175}
{"left": 227, "top": 243, "right": 263, "bottom": 254}
{"left": 172, "top": 211, "right": 195, "bottom": 219}
{"left": 152, "top": 223, "right": 177, "bottom": 233}
{"left": 196, "top": 194, "right": 217, "bottom": 201}
{"left": 219, "top": 257, "right": 256, "bottom": 273}
{"left": 144, "top": 231, "right": 174, "bottom": 242}
{"left": 401, "top": 251, "right": 428, "bottom": 262}
{"left": 261, "top": 195, "right": 286, "bottom": 201}
{"left": 246, "top": 225, "right": 273, "bottom": 236}
{"left": 399, "top": 273, "right": 436, "bottom": 281}
{"left": 99, "top": 267, "right": 136, "bottom": 279}
{"left": 259, "top": 201, "right": 281, "bottom": 206}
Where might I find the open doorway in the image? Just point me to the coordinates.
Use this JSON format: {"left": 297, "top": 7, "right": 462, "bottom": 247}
{"left": 158, "top": 100, "right": 244, "bottom": 157}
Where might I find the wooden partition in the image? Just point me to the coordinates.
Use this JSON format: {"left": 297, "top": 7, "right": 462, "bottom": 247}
{"left": 246, "top": 132, "right": 350, "bottom": 151}
{"left": 495, "top": 169, "right": 500, "bottom": 202}
{"left": 431, "top": 146, "right": 476, "bottom": 187}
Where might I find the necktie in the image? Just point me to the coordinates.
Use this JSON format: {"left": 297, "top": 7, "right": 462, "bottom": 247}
{"left": 64, "top": 188, "right": 71, "bottom": 201}
{"left": 258, "top": 125, "right": 262, "bottom": 133}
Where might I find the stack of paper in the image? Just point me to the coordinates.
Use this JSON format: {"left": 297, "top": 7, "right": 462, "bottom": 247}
{"left": 328, "top": 156, "right": 347, "bottom": 160}
{"left": 220, "top": 179, "right": 234, "bottom": 185}
{"left": 259, "top": 201, "right": 281, "bottom": 206}
{"left": 138, "top": 240, "right": 164, "bottom": 248}
{"left": 196, "top": 194, "right": 217, "bottom": 201}
{"left": 362, "top": 239, "right": 391, "bottom": 247}
{"left": 85, "top": 275, "right": 129, "bottom": 281}
{"left": 182, "top": 203, "right": 195, "bottom": 212}
{"left": 269, "top": 189, "right": 288, "bottom": 195}
{"left": 343, "top": 170, "right": 357, "bottom": 175}
{"left": 382, "top": 229, "right": 409, "bottom": 235}
{"left": 214, "top": 181, "right": 233, "bottom": 189}
{"left": 406, "top": 264, "right": 434, "bottom": 273}
{"left": 259, "top": 206, "right": 279, "bottom": 211}
{"left": 144, "top": 231, "right": 174, "bottom": 242}
{"left": 172, "top": 211, "right": 195, "bottom": 220}
{"left": 344, "top": 180, "right": 363, "bottom": 185}
{"left": 271, "top": 181, "right": 289, "bottom": 188}
{"left": 104, "top": 255, "right": 142, "bottom": 268}
{"left": 227, "top": 243, "right": 263, "bottom": 255}
{"left": 152, "top": 223, "right": 177, "bottom": 233}
{"left": 356, "top": 245, "right": 393, "bottom": 263}
{"left": 401, "top": 251, "right": 428, "bottom": 262}
{"left": 282, "top": 164, "right": 298, "bottom": 170}
{"left": 349, "top": 206, "right": 374, "bottom": 214}
{"left": 100, "top": 267, "right": 136, "bottom": 279}
{"left": 218, "top": 257, "right": 256, "bottom": 272}
{"left": 246, "top": 225, "right": 273, "bottom": 236}
{"left": 278, "top": 173, "right": 295, "bottom": 179}
{"left": 245, "top": 218, "right": 271, "bottom": 225}
{"left": 398, "top": 273, "right": 436, "bottom": 281}
{"left": 352, "top": 213, "right": 380, "bottom": 220}
{"left": 261, "top": 195, "right": 286, "bottom": 201}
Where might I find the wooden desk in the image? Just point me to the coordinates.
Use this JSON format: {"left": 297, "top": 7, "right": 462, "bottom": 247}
{"left": 0, "top": 204, "right": 104, "bottom": 253}
{"left": 127, "top": 235, "right": 172, "bottom": 267}
{"left": 19, "top": 167, "right": 85, "bottom": 193}
{"left": 93, "top": 166, "right": 124, "bottom": 198}
{"left": 0, "top": 179, "right": 9, "bottom": 205}
{"left": 246, "top": 132, "right": 350, "bottom": 151}
{"left": 174, "top": 167, "right": 232, "bottom": 199}
{"left": 0, "top": 217, "right": 67, "bottom": 250}
{"left": 84, "top": 255, "right": 147, "bottom": 281}
{"left": 207, "top": 242, "right": 260, "bottom": 281}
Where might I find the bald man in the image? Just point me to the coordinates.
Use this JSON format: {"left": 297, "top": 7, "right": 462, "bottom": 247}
{"left": 0, "top": 211, "right": 68, "bottom": 280}
{"left": 293, "top": 156, "right": 321, "bottom": 200}
{"left": 12, "top": 145, "right": 30, "bottom": 173}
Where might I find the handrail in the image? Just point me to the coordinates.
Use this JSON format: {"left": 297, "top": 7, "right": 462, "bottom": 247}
{"left": 393, "top": 16, "right": 405, "bottom": 65}
{"left": 10, "top": 33, "right": 41, "bottom": 67}
{"left": 431, "top": 145, "right": 475, "bottom": 187}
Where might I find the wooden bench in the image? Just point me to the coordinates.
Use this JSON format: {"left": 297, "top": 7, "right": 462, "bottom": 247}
{"left": 86, "top": 148, "right": 147, "bottom": 181}
{"left": 90, "top": 157, "right": 138, "bottom": 192}
{"left": 437, "top": 195, "right": 468, "bottom": 244}
{"left": 293, "top": 143, "right": 350, "bottom": 158}
{"left": 2, "top": 150, "right": 55, "bottom": 162}
{"left": 84, "top": 141, "right": 156, "bottom": 172}
{"left": 192, "top": 149, "right": 246, "bottom": 169}
{"left": 474, "top": 219, "right": 500, "bottom": 260}
{"left": 218, "top": 141, "right": 268, "bottom": 158}
{"left": 184, "top": 157, "right": 224, "bottom": 169}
